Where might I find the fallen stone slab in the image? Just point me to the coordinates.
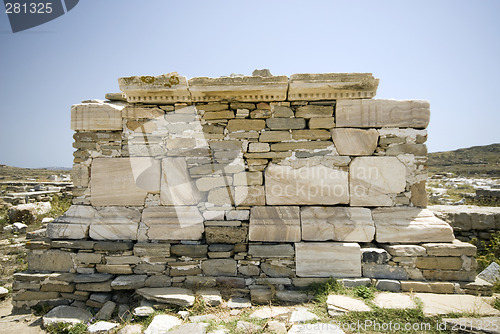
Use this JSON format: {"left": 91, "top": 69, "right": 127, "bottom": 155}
{"left": 289, "top": 307, "right": 319, "bottom": 323}
{"left": 136, "top": 287, "right": 195, "bottom": 307}
{"left": 442, "top": 316, "right": 500, "bottom": 334}
{"left": 117, "top": 324, "right": 143, "bottom": 334}
{"left": 250, "top": 306, "right": 291, "bottom": 319}
{"left": 144, "top": 314, "right": 182, "bottom": 334}
{"left": 267, "top": 320, "right": 287, "bottom": 334}
{"left": 415, "top": 293, "right": 500, "bottom": 316}
{"left": 227, "top": 297, "right": 251, "bottom": 308}
{"left": 42, "top": 305, "right": 93, "bottom": 327}
{"left": 288, "top": 323, "right": 345, "bottom": 334}
{"left": 373, "top": 293, "right": 416, "bottom": 309}
{"left": 326, "top": 295, "right": 371, "bottom": 316}
{"left": 87, "top": 321, "right": 119, "bottom": 333}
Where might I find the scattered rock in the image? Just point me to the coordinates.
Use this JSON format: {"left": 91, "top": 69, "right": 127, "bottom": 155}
{"left": 133, "top": 306, "right": 154, "bottom": 317}
{"left": 375, "top": 279, "right": 401, "bottom": 292}
{"left": 144, "top": 314, "right": 182, "bottom": 334}
{"left": 250, "top": 306, "right": 290, "bottom": 319}
{"left": 236, "top": 320, "right": 261, "bottom": 332}
{"left": 42, "top": 305, "right": 92, "bottom": 327}
{"left": 117, "top": 324, "right": 143, "bottom": 334}
{"left": 267, "top": 320, "right": 287, "bottom": 333}
{"left": 226, "top": 297, "right": 251, "bottom": 308}
{"left": 326, "top": 295, "right": 371, "bottom": 316}
{"left": 95, "top": 300, "right": 116, "bottom": 320}
{"left": 289, "top": 307, "right": 319, "bottom": 323}
{"left": 197, "top": 289, "right": 222, "bottom": 306}
{"left": 168, "top": 323, "right": 206, "bottom": 334}
{"left": 12, "top": 222, "right": 28, "bottom": 233}
{"left": 87, "top": 321, "right": 119, "bottom": 333}
{"left": 177, "top": 310, "right": 189, "bottom": 320}
{"left": 0, "top": 287, "right": 9, "bottom": 298}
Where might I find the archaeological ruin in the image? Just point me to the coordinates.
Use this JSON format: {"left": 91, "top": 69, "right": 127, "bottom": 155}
{"left": 13, "top": 71, "right": 481, "bottom": 310}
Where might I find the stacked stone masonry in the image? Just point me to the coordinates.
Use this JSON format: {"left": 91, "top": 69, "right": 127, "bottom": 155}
{"left": 15, "top": 72, "right": 479, "bottom": 309}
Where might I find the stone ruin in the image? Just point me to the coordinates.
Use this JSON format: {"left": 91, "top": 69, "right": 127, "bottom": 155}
{"left": 13, "top": 71, "right": 480, "bottom": 309}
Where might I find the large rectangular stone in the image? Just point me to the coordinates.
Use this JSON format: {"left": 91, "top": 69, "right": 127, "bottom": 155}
{"left": 336, "top": 99, "right": 430, "bottom": 128}
{"left": 248, "top": 244, "right": 295, "bottom": 258}
{"left": 295, "top": 105, "right": 333, "bottom": 118}
{"left": 91, "top": 158, "right": 161, "bottom": 206}
{"left": 295, "top": 242, "right": 361, "bottom": 277}
{"left": 71, "top": 102, "right": 123, "bottom": 131}
{"left": 265, "top": 164, "right": 349, "bottom": 205}
{"left": 266, "top": 118, "right": 306, "bottom": 130}
{"left": 373, "top": 208, "right": 455, "bottom": 243}
{"left": 28, "top": 250, "right": 75, "bottom": 272}
{"left": 249, "top": 206, "right": 301, "bottom": 242}
{"left": 416, "top": 257, "right": 463, "bottom": 270}
{"left": 331, "top": 128, "right": 379, "bottom": 156}
{"left": 227, "top": 119, "right": 266, "bottom": 132}
{"left": 422, "top": 240, "right": 477, "bottom": 257}
{"left": 259, "top": 131, "right": 291, "bottom": 142}
{"left": 133, "top": 243, "right": 171, "bottom": 257}
{"left": 160, "top": 158, "right": 201, "bottom": 206}
{"left": 142, "top": 206, "right": 204, "bottom": 240}
{"left": 47, "top": 205, "right": 98, "bottom": 239}
{"left": 349, "top": 157, "right": 406, "bottom": 206}
{"left": 301, "top": 207, "right": 374, "bottom": 242}
{"left": 89, "top": 207, "right": 141, "bottom": 240}
{"left": 270, "top": 141, "right": 333, "bottom": 151}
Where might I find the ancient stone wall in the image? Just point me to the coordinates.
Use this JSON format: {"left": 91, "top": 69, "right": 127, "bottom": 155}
{"left": 14, "top": 72, "right": 479, "bottom": 309}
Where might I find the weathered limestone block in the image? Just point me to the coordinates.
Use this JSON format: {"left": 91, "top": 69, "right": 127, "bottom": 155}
{"left": 205, "top": 226, "right": 248, "bottom": 244}
{"left": 202, "top": 110, "right": 235, "bottom": 120}
{"left": 142, "top": 206, "right": 204, "bottom": 240}
{"left": 336, "top": 99, "right": 430, "bottom": 128}
{"left": 136, "top": 287, "right": 195, "bottom": 307}
{"left": 349, "top": 157, "right": 406, "bottom": 206}
{"left": 301, "top": 207, "right": 374, "bottom": 242}
{"left": 201, "top": 259, "right": 237, "bottom": 276}
{"left": 249, "top": 206, "right": 301, "bottom": 242}
{"left": 422, "top": 240, "right": 477, "bottom": 257}
{"left": 295, "top": 105, "right": 333, "bottom": 118}
{"left": 122, "top": 106, "right": 164, "bottom": 119}
{"left": 133, "top": 243, "right": 171, "bottom": 257}
{"left": 410, "top": 181, "right": 428, "bottom": 207}
{"left": 118, "top": 72, "right": 191, "bottom": 103}
{"left": 373, "top": 208, "right": 455, "bottom": 243}
{"left": 71, "top": 101, "right": 124, "bottom": 131}
{"left": 90, "top": 207, "right": 141, "bottom": 240}
{"left": 416, "top": 257, "right": 463, "bottom": 270}
{"left": 227, "top": 119, "right": 266, "bottom": 132}
{"left": 197, "top": 103, "right": 229, "bottom": 112}
{"left": 233, "top": 172, "right": 263, "bottom": 186}
{"left": 386, "top": 144, "right": 428, "bottom": 156}
{"left": 295, "top": 243, "right": 361, "bottom": 277}
{"left": 72, "top": 164, "right": 89, "bottom": 188}
{"left": 160, "top": 158, "right": 201, "bottom": 206}
{"left": 259, "top": 131, "right": 291, "bottom": 142}
{"left": 195, "top": 176, "right": 232, "bottom": 192}
{"left": 331, "top": 128, "right": 379, "bottom": 156}
{"left": 266, "top": 118, "right": 306, "bottom": 130}
{"left": 248, "top": 245, "right": 295, "bottom": 258}
{"left": 309, "top": 117, "right": 336, "bottom": 130}
{"left": 235, "top": 186, "right": 266, "bottom": 206}
{"left": 288, "top": 73, "right": 379, "bottom": 100}
{"left": 91, "top": 158, "right": 161, "bottom": 206}
{"left": 265, "top": 164, "right": 349, "bottom": 205}
{"left": 362, "top": 264, "right": 408, "bottom": 280}
{"left": 381, "top": 245, "right": 426, "bottom": 257}
{"left": 188, "top": 75, "right": 289, "bottom": 102}
{"left": 270, "top": 141, "right": 333, "bottom": 151}
{"left": 47, "top": 205, "right": 98, "bottom": 239}
{"left": 28, "top": 250, "right": 75, "bottom": 272}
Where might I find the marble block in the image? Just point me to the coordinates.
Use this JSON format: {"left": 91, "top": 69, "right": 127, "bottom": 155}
{"left": 142, "top": 207, "right": 204, "bottom": 240}
{"left": 160, "top": 158, "right": 201, "bottom": 206}
{"left": 71, "top": 101, "right": 124, "bottom": 131}
{"left": 331, "top": 128, "right": 379, "bottom": 156}
{"left": 249, "top": 206, "right": 301, "bottom": 242}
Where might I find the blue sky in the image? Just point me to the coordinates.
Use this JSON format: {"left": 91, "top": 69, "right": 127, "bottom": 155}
{"left": 0, "top": 0, "right": 499, "bottom": 168}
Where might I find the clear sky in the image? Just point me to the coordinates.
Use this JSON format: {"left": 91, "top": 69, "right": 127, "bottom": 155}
{"left": 0, "top": 0, "right": 499, "bottom": 168}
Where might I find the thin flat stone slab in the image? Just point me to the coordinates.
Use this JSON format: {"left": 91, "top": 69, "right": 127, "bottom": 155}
{"left": 442, "top": 317, "right": 500, "bottom": 334}
{"left": 47, "top": 205, "right": 98, "bottom": 239}
{"left": 295, "top": 243, "right": 361, "bottom": 278}
{"left": 88, "top": 321, "right": 119, "bottom": 333}
{"left": 90, "top": 207, "right": 141, "bottom": 240}
{"left": 288, "top": 73, "right": 379, "bottom": 101}
{"left": 142, "top": 206, "right": 204, "bottom": 240}
{"left": 42, "top": 305, "right": 92, "bottom": 327}
{"left": 372, "top": 293, "right": 416, "bottom": 309}
{"left": 91, "top": 158, "right": 161, "bottom": 206}
{"left": 71, "top": 101, "right": 124, "bottom": 131}
{"left": 301, "top": 207, "right": 374, "bottom": 242}
{"left": 249, "top": 206, "right": 301, "bottom": 242}
{"left": 349, "top": 157, "right": 406, "bottom": 206}
{"left": 144, "top": 314, "right": 183, "bottom": 334}
{"left": 188, "top": 75, "right": 289, "bottom": 102}
{"left": 415, "top": 293, "right": 500, "bottom": 316}
{"left": 336, "top": 99, "right": 430, "bottom": 128}
{"left": 373, "top": 208, "right": 455, "bottom": 243}
{"left": 478, "top": 262, "right": 500, "bottom": 284}
{"left": 289, "top": 307, "right": 319, "bottom": 323}
{"left": 118, "top": 72, "right": 191, "bottom": 104}
{"left": 136, "top": 287, "right": 195, "bottom": 307}
{"left": 288, "top": 323, "right": 345, "bottom": 334}
{"left": 265, "top": 163, "right": 349, "bottom": 205}
{"left": 326, "top": 295, "right": 371, "bottom": 316}
{"left": 250, "top": 306, "right": 291, "bottom": 319}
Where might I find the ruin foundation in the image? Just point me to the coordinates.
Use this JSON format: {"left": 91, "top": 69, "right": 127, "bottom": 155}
{"left": 14, "top": 72, "right": 480, "bottom": 309}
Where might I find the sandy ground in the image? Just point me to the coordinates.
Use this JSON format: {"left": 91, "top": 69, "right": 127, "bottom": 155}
{"left": 0, "top": 297, "right": 46, "bottom": 334}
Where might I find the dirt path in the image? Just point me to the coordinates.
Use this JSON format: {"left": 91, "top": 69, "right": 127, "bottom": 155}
{"left": 0, "top": 297, "right": 46, "bottom": 334}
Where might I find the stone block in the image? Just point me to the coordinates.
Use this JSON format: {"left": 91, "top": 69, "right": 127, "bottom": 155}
{"left": 201, "top": 259, "right": 237, "bottom": 276}
{"left": 47, "top": 205, "right": 98, "bottom": 239}
{"left": 248, "top": 142, "right": 270, "bottom": 152}
{"left": 301, "top": 207, "right": 374, "bottom": 242}
{"left": 119, "top": 72, "right": 190, "bottom": 103}
{"left": 349, "top": 157, "right": 406, "bottom": 206}
{"left": 170, "top": 244, "right": 208, "bottom": 258}
{"left": 227, "top": 119, "right": 266, "bottom": 132}
{"left": 249, "top": 206, "right": 301, "bottom": 242}
{"left": 76, "top": 280, "right": 112, "bottom": 292}
{"left": 226, "top": 209, "right": 250, "bottom": 220}
{"left": 133, "top": 243, "right": 171, "bottom": 257}
{"left": 197, "top": 103, "right": 229, "bottom": 112}
{"left": 336, "top": 99, "right": 430, "bottom": 128}
{"left": 295, "top": 242, "right": 361, "bottom": 277}
{"left": 96, "top": 264, "right": 133, "bottom": 275}
{"left": 410, "top": 181, "right": 428, "bottom": 207}
{"left": 422, "top": 270, "right": 475, "bottom": 282}
{"left": 291, "top": 130, "right": 331, "bottom": 140}
{"left": 111, "top": 275, "right": 147, "bottom": 290}
{"left": 72, "top": 164, "right": 89, "bottom": 188}
{"left": 91, "top": 158, "right": 161, "bottom": 206}
{"left": 400, "top": 281, "right": 455, "bottom": 294}
{"left": 265, "top": 164, "right": 349, "bottom": 205}
{"left": 416, "top": 257, "right": 463, "bottom": 270}
{"left": 295, "top": 105, "right": 333, "bottom": 118}
{"left": 361, "top": 248, "right": 390, "bottom": 264}
{"left": 381, "top": 244, "right": 426, "bottom": 257}
{"left": 375, "top": 280, "right": 401, "bottom": 292}
{"left": 28, "top": 250, "right": 75, "bottom": 272}
{"left": 259, "top": 131, "right": 291, "bottom": 142}
{"left": 266, "top": 118, "right": 306, "bottom": 130}
{"left": 105, "top": 256, "right": 140, "bottom": 265}
{"left": 422, "top": 240, "right": 477, "bottom": 257}
{"left": 362, "top": 264, "right": 408, "bottom": 280}
{"left": 205, "top": 226, "right": 248, "bottom": 244}
{"left": 248, "top": 245, "right": 295, "bottom": 258}
{"left": 270, "top": 141, "right": 333, "bottom": 151}
{"left": 142, "top": 206, "right": 204, "bottom": 240}
{"left": 203, "top": 110, "right": 235, "bottom": 120}
{"left": 386, "top": 144, "right": 428, "bottom": 156}
{"left": 261, "top": 263, "right": 294, "bottom": 277}
{"left": 195, "top": 176, "right": 232, "bottom": 191}
{"left": 136, "top": 287, "right": 195, "bottom": 307}
{"left": 309, "top": 117, "right": 336, "bottom": 129}
{"left": 235, "top": 186, "right": 266, "bottom": 206}
{"left": 71, "top": 102, "right": 123, "bottom": 131}
{"left": 90, "top": 207, "right": 141, "bottom": 241}
{"left": 373, "top": 208, "right": 455, "bottom": 243}
{"left": 161, "top": 158, "right": 202, "bottom": 206}
{"left": 122, "top": 106, "right": 164, "bottom": 119}
{"left": 76, "top": 252, "right": 102, "bottom": 264}
{"left": 331, "top": 128, "right": 379, "bottom": 156}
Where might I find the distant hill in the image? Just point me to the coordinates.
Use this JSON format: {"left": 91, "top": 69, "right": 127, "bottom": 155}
{"left": 0, "top": 165, "right": 70, "bottom": 182}
{"left": 428, "top": 143, "right": 500, "bottom": 177}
